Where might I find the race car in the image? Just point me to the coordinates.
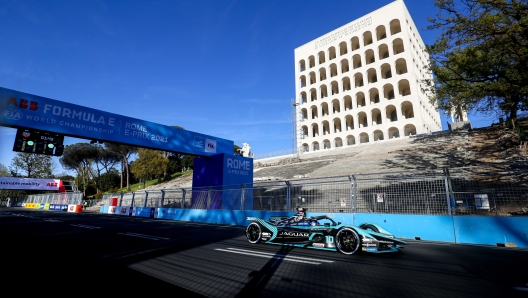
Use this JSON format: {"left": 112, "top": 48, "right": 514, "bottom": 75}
{"left": 245, "top": 207, "right": 407, "bottom": 254}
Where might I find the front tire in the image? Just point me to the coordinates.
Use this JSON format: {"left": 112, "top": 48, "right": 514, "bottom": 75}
{"left": 246, "top": 222, "right": 262, "bottom": 244}
{"left": 335, "top": 227, "right": 361, "bottom": 255}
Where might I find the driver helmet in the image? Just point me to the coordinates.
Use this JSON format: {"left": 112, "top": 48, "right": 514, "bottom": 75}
{"left": 294, "top": 207, "right": 306, "bottom": 221}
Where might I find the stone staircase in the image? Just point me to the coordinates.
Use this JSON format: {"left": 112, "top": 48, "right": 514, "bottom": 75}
{"left": 253, "top": 125, "right": 526, "bottom": 180}
{"left": 146, "top": 124, "right": 527, "bottom": 189}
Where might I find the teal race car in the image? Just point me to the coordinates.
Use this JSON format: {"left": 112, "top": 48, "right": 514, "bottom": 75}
{"left": 245, "top": 207, "right": 408, "bottom": 255}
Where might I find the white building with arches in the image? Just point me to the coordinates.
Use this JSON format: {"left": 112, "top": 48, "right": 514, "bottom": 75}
{"left": 294, "top": 0, "right": 442, "bottom": 154}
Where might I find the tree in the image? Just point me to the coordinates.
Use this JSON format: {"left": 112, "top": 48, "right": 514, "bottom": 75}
{"left": 98, "top": 169, "right": 120, "bottom": 192}
{"left": 0, "top": 163, "right": 8, "bottom": 176}
{"left": 9, "top": 153, "right": 54, "bottom": 178}
{"left": 59, "top": 143, "right": 99, "bottom": 196}
{"left": 181, "top": 155, "right": 195, "bottom": 171}
{"left": 130, "top": 148, "right": 168, "bottom": 188}
{"left": 0, "top": 163, "right": 11, "bottom": 201}
{"left": 104, "top": 143, "right": 137, "bottom": 191}
{"left": 90, "top": 144, "right": 120, "bottom": 193}
{"left": 424, "top": 0, "right": 528, "bottom": 127}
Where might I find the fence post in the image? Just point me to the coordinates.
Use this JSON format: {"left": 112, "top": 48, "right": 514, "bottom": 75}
{"left": 285, "top": 180, "right": 291, "bottom": 212}
{"left": 240, "top": 184, "right": 246, "bottom": 211}
{"left": 492, "top": 189, "right": 498, "bottom": 216}
{"left": 131, "top": 192, "right": 135, "bottom": 208}
{"left": 120, "top": 192, "right": 124, "bottom": 206}
{"left": 443, "top": 168, "right": 452, "bottom": 216}
{"left": 160, "top": 190, "right": 165, "bottom": 207}
{"left": 207, "top": 187, "right": 211, "bottom": 210}
{"left": 349, "top": 175, "right": 357, "bottom": 213}
{"left": 181, "top": 188, "right": 186, "bottom": 209}
{"left": 143, "top": 191, "right": 149, "bottom": 207}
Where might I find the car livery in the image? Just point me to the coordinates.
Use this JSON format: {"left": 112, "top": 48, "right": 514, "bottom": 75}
{"left": 245, "top": 207, "right": 407, "bottom": 254}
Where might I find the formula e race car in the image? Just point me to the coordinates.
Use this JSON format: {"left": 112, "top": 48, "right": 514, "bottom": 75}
{"left": 245, "top": 207, "right": 407, "bottom": 254}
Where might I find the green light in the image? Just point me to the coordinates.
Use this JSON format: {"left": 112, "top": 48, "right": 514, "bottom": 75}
{"left": 48, "top": 143, "right": 55, "bottom": 148}
{"left": 26, "top": 141, "right": 34, "bottom": 146}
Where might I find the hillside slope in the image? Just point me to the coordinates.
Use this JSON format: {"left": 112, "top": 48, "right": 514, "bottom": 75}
{"left": 148, "top": 124, "right": 527, "bottom": 189}
{"left": 255, "top": 124, "right": 527, "bottom": 180}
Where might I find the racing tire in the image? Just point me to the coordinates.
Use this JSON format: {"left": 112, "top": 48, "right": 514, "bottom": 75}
{"left": 335, "top": 227, "right": 361, "bottom": 255}
{"left": 360, "top": 223, "right": 380, "bottom": 233}
{"left": 246, "top": 222, "right": 262, "bottom": 244}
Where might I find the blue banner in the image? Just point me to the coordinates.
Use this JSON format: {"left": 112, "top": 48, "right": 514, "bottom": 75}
{"left": 0, "top": 87, "right": 233, "bottom": 156}
{"left": 49, "top": 204, "right": 68, "bottom": 211}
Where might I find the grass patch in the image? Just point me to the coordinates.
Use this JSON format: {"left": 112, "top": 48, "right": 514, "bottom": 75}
{"left": 110, "top": 170, "right": 193, "bottom": 193}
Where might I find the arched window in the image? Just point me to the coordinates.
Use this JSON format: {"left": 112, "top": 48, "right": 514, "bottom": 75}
{"left": 390, "top": 110, "right": 398, "bottom": 121}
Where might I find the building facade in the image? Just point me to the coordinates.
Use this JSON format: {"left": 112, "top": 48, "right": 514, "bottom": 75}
{"left": 294, "top": 0, "right": 442, "bottom": 154}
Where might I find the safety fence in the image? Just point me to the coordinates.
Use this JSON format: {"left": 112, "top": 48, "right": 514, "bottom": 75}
{"left": 7, "top": 192, "right": 83, "bottom": 207}
{"left": 98, "top": 162, "right": 528, "bottom": 217}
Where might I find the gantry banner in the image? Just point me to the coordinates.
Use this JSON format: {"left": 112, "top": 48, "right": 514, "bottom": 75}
{"left": 0, "top": 87, "right": 233, "bottom": 156}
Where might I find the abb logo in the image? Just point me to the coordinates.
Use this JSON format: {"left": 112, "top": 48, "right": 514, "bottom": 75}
{"left": 6, "top": 97, "right": 39, "bottom": 111}
{"left": 46, "top": 182, "right": 58, "bottom": 187}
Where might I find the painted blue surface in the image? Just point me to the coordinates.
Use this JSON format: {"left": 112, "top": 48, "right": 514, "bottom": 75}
{"left": 453, "top": 216, "right": 528, "bottom": 247}
{"left": 353, "top": 213, "right": 457, "bottom": 242}
{"left": 135, "top": 207, "right": 155, "bottom": 218}
{"left": 0, "top": 87, "right": 233, "bottom": 156}
{"left": 96, "top": 206, "right": 528, "bottom": 248}
{"left": 157, "top": 209, "right": 290, "bottom": 226}
{"left": 192, "top": 153, "right": 253, "bottom": 210}
{"left": 49, "top": 204, "right": 68, "bottom": 211}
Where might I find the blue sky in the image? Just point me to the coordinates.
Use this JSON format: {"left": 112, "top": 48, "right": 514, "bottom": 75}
{"left": 0, "top": 0, "right": 494, "bottom": 174}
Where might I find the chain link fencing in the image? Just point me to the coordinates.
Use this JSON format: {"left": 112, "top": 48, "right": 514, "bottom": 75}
{"left": 96, "top": 162, "right": 528, "bottom": 217}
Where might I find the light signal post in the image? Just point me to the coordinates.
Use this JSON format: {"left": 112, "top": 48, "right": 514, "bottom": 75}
{"left": 13, "top": 128, "right": 65, "bottom": 156}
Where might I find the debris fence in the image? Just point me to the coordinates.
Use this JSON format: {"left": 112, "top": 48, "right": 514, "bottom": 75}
{"left": 97, "top": 163, "right": 528, "bottom": 217}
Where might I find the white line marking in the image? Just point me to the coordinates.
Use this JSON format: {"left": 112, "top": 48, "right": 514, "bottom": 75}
{"left": 117, "top": 232, "right": 169, "bottom": 240}
{"left": 71, "top": 224, "right": 101, "bottom": 229}
{"left": 215, "top": 248, "right": 334, "bottom": 265}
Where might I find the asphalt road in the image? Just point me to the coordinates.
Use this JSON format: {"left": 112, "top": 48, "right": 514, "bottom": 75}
{"left": 1, "top": 208, "right": 527, "bottom": 298}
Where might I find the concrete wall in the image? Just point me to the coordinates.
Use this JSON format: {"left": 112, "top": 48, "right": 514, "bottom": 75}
{"left": 99, "top": 206, "right": 528, "bottom": 248}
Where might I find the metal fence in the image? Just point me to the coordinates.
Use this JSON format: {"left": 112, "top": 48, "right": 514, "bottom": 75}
{"left": 98, "top": 162, "right": 528, "bottom": 217}
{"left": 8, "top": 192, "right": 83, "bottom": 206}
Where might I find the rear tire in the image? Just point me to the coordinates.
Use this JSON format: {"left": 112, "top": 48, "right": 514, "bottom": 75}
{"left": 335, "top": 227, "right": 361, "bottom": 255}
{"left": 246, "top": 222, "right": 262, "bottom": 244}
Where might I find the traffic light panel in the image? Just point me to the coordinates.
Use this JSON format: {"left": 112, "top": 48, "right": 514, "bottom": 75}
{"left": 45, "top": 143, "right": 55, "bottom": 155}
{"left": 12, "top": 136, "right": 24, "bottom": 151}
{"left": 35, "top": 140, "right": 45, "bottom": 154}
{"left": 13, "top": 128, "right": 64, "bottom": 156}
{"left": 24, "top": 140, "right": 35, "bottom": 152}
{"left": 54, "top": 145, "right": 64, "bottom": 156}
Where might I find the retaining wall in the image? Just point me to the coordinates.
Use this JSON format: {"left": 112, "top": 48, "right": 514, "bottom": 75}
{"left": 99, "top": 206, "right": 528, "bottom": 248}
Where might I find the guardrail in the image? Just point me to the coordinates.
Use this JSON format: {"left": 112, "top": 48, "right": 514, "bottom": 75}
{"left": 7, "top": 192, "right": 83, "bottom": 207}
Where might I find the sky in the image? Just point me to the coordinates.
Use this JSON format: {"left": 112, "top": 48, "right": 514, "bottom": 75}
{"left": 0, "top": 0, "right": 495, "bottom": 174}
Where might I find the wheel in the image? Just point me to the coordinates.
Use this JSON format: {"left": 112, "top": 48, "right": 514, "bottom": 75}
{"left": 335, "top": 227, "right": 361, "bottom": 255}
{"left": 246, "top": 222, "right": 262, "bottom": 244}
{"left": 360, "top": 223, "right": 380, "bottom": 233}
